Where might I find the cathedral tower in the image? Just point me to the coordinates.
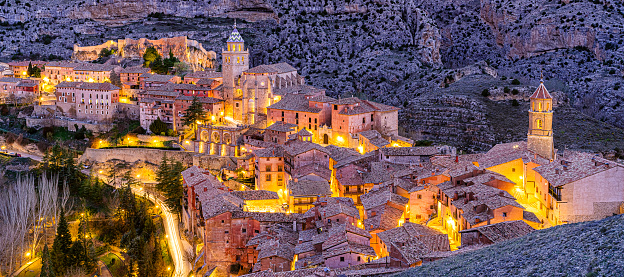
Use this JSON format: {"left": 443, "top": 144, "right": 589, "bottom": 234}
{"left": 527, "top": 79, "right": 555, "bottom": 160}
{"left": 222, "top": 24, "right": 249, "bottom": 120}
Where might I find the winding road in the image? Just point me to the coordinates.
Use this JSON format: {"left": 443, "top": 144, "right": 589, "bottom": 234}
{"left": 7, "top": 147, "right": 191, "bottom": 277}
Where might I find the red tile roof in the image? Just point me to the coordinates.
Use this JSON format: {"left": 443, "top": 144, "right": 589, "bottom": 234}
{"left": 529, "top": 82, "right": 553, "bottom": 99}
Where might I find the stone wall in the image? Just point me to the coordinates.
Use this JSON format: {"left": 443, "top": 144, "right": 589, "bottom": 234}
{"left": 78, "top": 148, "right": 197, "bottom": 166}
{"left": 26, "top": 117, "right": 114, "bottom": 133}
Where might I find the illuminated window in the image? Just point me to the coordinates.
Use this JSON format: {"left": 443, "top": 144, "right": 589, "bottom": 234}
{"left": 536, "top": 119, "right": 543, "bottom": 129}
{"left": 538, "top": 102, "right": 542, "bottom": 111}
{"left": 266, "top": 174, "right": 271, "bottom": 181}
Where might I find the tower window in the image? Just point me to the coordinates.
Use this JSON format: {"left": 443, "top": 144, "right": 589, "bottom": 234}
{"left": 536, "top": 119, "right": 543, "bottom": 129}
{"left": 538, "top": 102, "right": 542, "bottom": 111}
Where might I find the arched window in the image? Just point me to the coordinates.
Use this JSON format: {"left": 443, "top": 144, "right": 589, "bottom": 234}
{"left": 538, "top": 102, "right": 542, "bottom": 111}
{"left": 228, "top": 45, "right": 230, "bottom": 51}
{"left": 237, "top": 57, "right": 240, "bottom": 64}
{"left": 536, "top": 119, "right": 543, "bottom": 129}
{"left": 242, "top": 57, "right": 244, "bottom": 63}
{"left": 546, "top": 103, "right": 550, "bottom": 111}
{"left": 238, "top": 44, "right": 241, "bottom": 51}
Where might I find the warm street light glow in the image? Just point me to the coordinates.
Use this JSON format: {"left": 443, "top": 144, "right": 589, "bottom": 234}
{"left": 336, "top": 136, "right": 344, "bottom": 143}
{"left": 357, "top": 145, "right": 364, "bottom": 154}
{"left": 211, "top": 115, "right": 216, "bottom": 121}
{"left": 136, "top": 174, "right": 141, "bottom": 178}
{"left": 185, "top": 140, "right": 190, "bottom": 144}
{"left": 167, "top": 267, "right": 171, "bottom": 271}
{"left": 25, "top": 251, "right": 30, "bottom": 257}
{"left": 99, "top": 170, "right": 103, "bottom": 174}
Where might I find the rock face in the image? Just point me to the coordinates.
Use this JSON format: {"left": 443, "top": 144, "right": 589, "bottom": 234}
{"left": 66, "top": 0, "right": 275, "bottom": 23}
{"left": 2, "top": 0, "right": 624, "bottom": 152}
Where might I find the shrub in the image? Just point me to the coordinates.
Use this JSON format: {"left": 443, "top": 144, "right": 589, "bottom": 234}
{"left": 511, "top": 79, "right": 521, "bottom": 85}
{"left": 481, "top": 89, "right": 490, "bottom": 97}
{"left": 149, "top": 117, "right": 168, "bottom": 135}
{"left": 609, "top": 69, "right": 616, "bottom": 74}
{"left": 5, "top": 132, "right": 17, "bottom": 144}
{"left": 512, "top": 99, "right": 520, "bottom": 106}
{"left": 504, "top": 87, "right": 510, "bottom": 94}
{"left": 512, "top": 89, "right": 520, "bottom": 95}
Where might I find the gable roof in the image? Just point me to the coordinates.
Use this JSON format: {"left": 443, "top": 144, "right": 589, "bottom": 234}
{"left": 265, "top": 121, "right": 297, "bottom": 133}
{"left": 529, "top": 81, "right": 553, "bottom": 99}
{"left": 288, "top": 179, "right": 331, "bottom": 197}
{"left": 267, "top": 94, "right": 322, "bottom": 113}
{"left": 459, "top": 220, "right": 534, "bottom": 244}
{"left": 534, "top": 150, "right": 623, "bottom": 187}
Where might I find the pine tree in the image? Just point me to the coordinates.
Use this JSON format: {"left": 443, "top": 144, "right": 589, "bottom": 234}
{"left": 51, "top": 210, "right": 72, "bottom": 275}
{"left": 155, "top": 155, "right": 186, "bottom": 215}
{"left": 182, "top": 96, "right": 206, "bottom": 131}
{"left": 40, "top": 244, "right": 56, "bottom": 277}
{"left": 27, "top": 62, "right": 33, "bottom": 77}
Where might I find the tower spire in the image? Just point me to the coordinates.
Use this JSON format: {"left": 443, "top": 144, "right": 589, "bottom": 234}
{"left": 540, "top": 68, "right": 544, "bottom": 83}
{"left": 234, "top": 19, "right": 237, "bottom": 29}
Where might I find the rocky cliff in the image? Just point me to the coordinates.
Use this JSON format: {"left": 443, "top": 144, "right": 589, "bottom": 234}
{"left": 2, "top": 0, "right": 624, "bottom": 153}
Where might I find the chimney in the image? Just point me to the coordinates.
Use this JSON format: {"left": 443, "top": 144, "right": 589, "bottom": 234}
{"left": 293, "top": 220, "right": 297, "bottom": 232}
{"left": 455, "top": 156, "right": 459, "bottom": 163}
{"left": 555, "top": 168, "right": 560, "bottom": 174}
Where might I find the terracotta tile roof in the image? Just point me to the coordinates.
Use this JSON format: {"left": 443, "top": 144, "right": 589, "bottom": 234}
{"left": 294, "top": 241, "right": 315, "bottom": 254}
{"left": 459, "top": 220, "right": 534, "bottom": 244}
{"left": 184, "top": 71, "right": 222, "bottom": 79}
{"left": 439, "top": 182, "right": 524, "bottom": 225}
{"left": 463, "top": 170, "right": 514, "bottom": 185}
{"left": 291, "top": 163, "right": 332, "bottom": 182}
{"left": 308, "top": 94, "right": 336, "bottom": 103}
{"left": 8, "top": 60, "right": 48, "bottom": 67}
{"left": 478, "top": 141, "right": 550, "bottom": 169}
{"left": 246, "top": 64, "right": 278, "bottom": 74}
{"left": 174, "top": 95, "right": 223, "bottom": 103}
{"left": 533, "top": 150, "right": 623, "bottom": 187}
{"left": 181, "top": 166, "right": 210, "bottom": 186}
{"left": 270, "top": 62, "right": 298, "bottom": 74}
{"left": 523, "top": 210, "right": 541, "bottom": 223}
{"left": 288, "top": 179, "right": 331, "bottom": 197}
{"left": 363, "top": 205, "right": 404, "bottom": 231}
{"left": 266, "top": 121, "right": 298, "bottom": 133}
{"left": 330, "top": 97, "right": 398, "bottom": 115}
{"left": 431, "top": 154, "right": 483, "bottom": 178}
{"left": 145, "top": 74, "right": 177, "bottom": 82}
{"left": 304, "top": 197, "right": 360, "bottom": 220}
{"left": 297, "top": 229, "right": 317, "bottom": 243}
{"left": 377, "top": 222, "right": 450, "bottom": 264}
{"left": 245, "top": 138, "right": 278, "bottom": 149}
{"left": 284, "top": 140, "right": 330, "bottom": 157}
{"left": 76, "top": 82, "right": 120, "bottom": 90}
{"left": 254, "top": 146, "right": 285, "bottom": 158}
{"left": 529, "top": 81, "right": 553, "bottom": 99}
{"left": 295, "top": 128, "right": 313, "bottom": 137}
{"left": 267, "top": 94, "right": 322, "bottom": 113}
{"left": 0, "top": 77, "right": 23, "bottom": 83}
{"left": 74, "top": 63, "right": 116, "bottom": 72}
{"left": 293, "top": 256, "right": 325, "bottom": 270}
{"left": 357, "top": 130, "right": 383, "bottom": 140}
{"left": 274, "top": 84, "right": 324, "bottom": 96}
{"left": 201, "top": 193, "right": 244, "bottom": 219}
{"left": 380, "top": 146, "right": 440, "bottom": 157}
{"left": 360, "top": 187, "right": 408, "bottom": 210}
{"left": 231, "top": 211, "right": 301, "bottom": 223}
{"left": 322, "top": 242, "right": 376, "bottom": 258}
{"left": 324, "top": 145, "right": 361, "bottom": 163}
{"left": 45, "top": 61, "right": 80, "bottom": 68}
{"left": 119, "top": 67, "right": 151, "bottom": 74}
{"left": 257, "top": 239, "right": 296, "bottom": 261}
{"left": 231, "top": 190, "right": 279, "bottom": 200}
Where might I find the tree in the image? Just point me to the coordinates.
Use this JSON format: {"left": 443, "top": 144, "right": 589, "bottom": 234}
{"left": 109, "top": 71, "right": 122, "bottom": 88}
{"left": 155, "top": 155, "right": 186, "bottom": 215}
{"left": 51, "top": 209, "right": 72, "bottom": 275}
{"left": 400, "top": 0, "right": 422, "bottom": 46}
{"left": 174, "top": 62, "right": 191, "bottom": 76}
{"left": 40, "top": 244, "right": 56, "bottom": 277}
{"left": 122, "top": 171, "right": 141, "bottom": 188}
{"left": 149, "top": 117, "right": 168, "bottom": 135}
{"left": 182, "top": 96, "right": 205, "bottom": 131}
{"left": 143, "top": 46, "right": 160, "bottom": 68}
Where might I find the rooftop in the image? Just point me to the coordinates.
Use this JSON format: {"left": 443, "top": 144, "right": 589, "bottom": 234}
{"left": 288, "top": 179, "right": 331, "bottom": 197}
{"left": 534, "top": 150, "right": 623, "bottom": 187}
{"left": 459, "top": 220, "right": 535, "bottom": 244}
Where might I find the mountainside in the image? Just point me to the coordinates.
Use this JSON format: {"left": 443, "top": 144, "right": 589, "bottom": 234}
{"left": 395, "top": 214, "right": 624, "bottom": 277}
{"left": 2, "top": 0, "right": 624, "bottom": 153}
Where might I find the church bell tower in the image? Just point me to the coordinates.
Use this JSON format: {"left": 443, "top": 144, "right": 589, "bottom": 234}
{"left": 527, "top": 78, "right": 555, "bottom": 160}
{"left": 222, "top": 22, "right": 249, "bottom": 120}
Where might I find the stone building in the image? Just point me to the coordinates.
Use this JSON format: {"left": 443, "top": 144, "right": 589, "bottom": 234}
{"left": 459, "top": 220, "right": 534, "bottom": 248}
{"left": 8, "top": 60, "right": 47, "bottom": 77}
{"left": 119, "top": 67, "right": 150, "bottom": 89}
{"left": 54, "top": 81, "right": 120, "bottom": 122}
{"left": 527, "top": 80, "right": 555, "bottom": 160}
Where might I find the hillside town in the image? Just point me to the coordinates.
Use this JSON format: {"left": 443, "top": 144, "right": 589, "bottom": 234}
{"left": 1, "top": 24, "right": 623, "bottom": 277}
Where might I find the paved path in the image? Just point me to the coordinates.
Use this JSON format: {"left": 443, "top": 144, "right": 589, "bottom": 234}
{"left": 4, "top": 148, "right": 43, "bottom": 161}
{"left": 97, "top": 260, "right": 113, "bottom": 277}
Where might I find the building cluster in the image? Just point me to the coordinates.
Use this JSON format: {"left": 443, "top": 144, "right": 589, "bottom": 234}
{"left": 5, "top": 24, "right": 624, "bottom": 277}
{"left": 182, "top": 73, "right": 624, "bottom": 277}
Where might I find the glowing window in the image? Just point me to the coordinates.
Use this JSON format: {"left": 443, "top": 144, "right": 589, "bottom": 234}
{"left": 536, "top": 119, "right": 543, "bottom": 129}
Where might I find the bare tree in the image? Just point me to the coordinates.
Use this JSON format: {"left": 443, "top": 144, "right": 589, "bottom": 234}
{"left": 0, "top": 174, "right": 36, "bottom": 275}
{"left": 400, "top": 0, "right": 422, "bottom": 46}
{"left": 30, "top": 174, "right": 59, "bottom": 257}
